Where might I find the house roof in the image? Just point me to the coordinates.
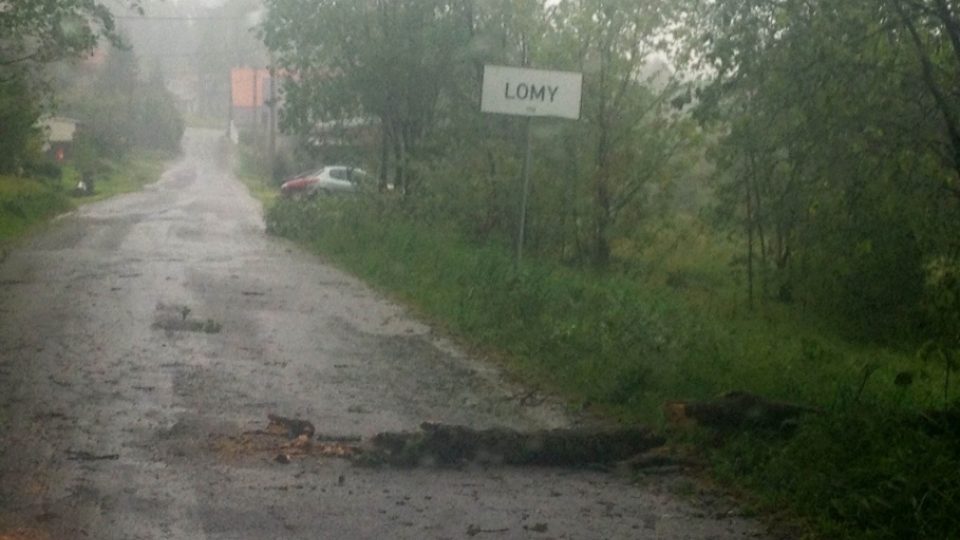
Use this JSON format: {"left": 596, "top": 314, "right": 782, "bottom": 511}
{"left": 39, "top": 117, "right": 80, "bottom": 143}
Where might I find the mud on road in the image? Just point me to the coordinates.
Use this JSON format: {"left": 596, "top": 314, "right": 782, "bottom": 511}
{"left": 0, "top": 129, "right": 767, "bottom": 539}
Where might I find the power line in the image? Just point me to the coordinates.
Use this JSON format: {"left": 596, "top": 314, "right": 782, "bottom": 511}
{"left": 113, "top": 15, "right": 244, "bottom": 21}
{"left": 135, "top": 50, "right": 258, "bottom": 57}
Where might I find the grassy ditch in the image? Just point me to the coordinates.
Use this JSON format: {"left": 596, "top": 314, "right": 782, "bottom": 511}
{"left": 0, "top": 176, "right": 72, "bottom": 250}
{"left": 232, "top": 142, "right": 280, "bottom": 207}
{"left": 252, "top": 181, "right": 959, "bottom": 538}
{"left": 1, "top": 151, "right": 170, "bottom": 250}
{"left": 60, "top": 151, "right": 170, "bottom": 204}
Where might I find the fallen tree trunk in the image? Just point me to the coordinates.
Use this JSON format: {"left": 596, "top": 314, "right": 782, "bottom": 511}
{"left": 226, "top": 416, "right": 666, "bottom": 468}
{"left": 664, "top": 391, "right": 822, "bottom": 432}
{"left": 359, "top": 422, "right": 665, "bottom": 467}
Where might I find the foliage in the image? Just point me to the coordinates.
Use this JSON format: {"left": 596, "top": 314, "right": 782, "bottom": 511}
{"left": 680, "top": 0, "right": 960, "bottom": 338}
{"left": 260, "top": 193, "right": 959, "bottom": 538}
{"left": 0, "top": 76, "right": 43, "bottom": 174}
{"left": 190, "top": 0, "right": 268, "bottom": 120}
{"left": 0, "top": 175, "right": 72, "bottom": 243}
{"left": 260, "top": 0, "right": 473, "bottom": 192}
{"left": 0, "top": 0, "right": 134, "bottom": 67}
{"left": 919, "top": 257, "right": 960, "bottom": 405}
{"left": 250, "top": 0, "right": 960, "bottom": 537}
{"left": 0, "top": 0, "right": 140, "bottom": 171}
{"left": 714, "top": 408, "right": 960, "bottom": 540}
{"left": 58, "top": 150, "right": 169, "bottom": 203}
{"left": 61, "top": 47, "right": 184, "bottom": 161}
{"left": 266, "top": 196, "right": 946, "bottom": 407}
{"left": 260, "top": 0, "right": 690, "bottom": 265}
{"left": 234, "top": 138, "right": 280, "bottom": 205}
{"left": 539, "top": 0, "right": 689, "bottom": 266}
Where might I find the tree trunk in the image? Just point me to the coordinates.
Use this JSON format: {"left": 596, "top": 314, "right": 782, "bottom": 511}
{"left": 751, "top": 160, "right": 768, "bottom": 299}
{"left": 392, "top": 125, "right": 405, "bottom": 195}
{"left": 592, "top": 112, "right": 612, "bottom": 268}
{"left": 745, "top": 168, "right": 755, "bottom": 309}
{"left": 363, "top": 422, "right": 665, "bottom": 467}
{"left": 893, "top": 0, "right": 960, "bottom": 187}
{"left": 593, "top": 168, "right": 612, "bottom": 268}
{"left": 378, "top": 122, "right": 389, "bottom": 191}
{"left": 664, "top": 391, "right": 822, "bottom": 432}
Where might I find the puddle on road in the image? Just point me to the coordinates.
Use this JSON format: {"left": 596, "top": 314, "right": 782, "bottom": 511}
{"left": 151, "top": 302, "right": 222, "bottom": 334}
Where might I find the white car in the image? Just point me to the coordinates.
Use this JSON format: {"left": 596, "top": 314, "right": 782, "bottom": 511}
{"left": 280, "top": 165, "right": 368, "bottom": 196}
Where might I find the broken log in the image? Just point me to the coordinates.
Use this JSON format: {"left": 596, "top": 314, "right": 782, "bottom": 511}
{"left": 359, "top": 422, "right": 665, "bottom": 467}
{"left": 618, "top": 445, "right": 704, "bottom": 472}
{"left": 222, "top": 416, "right": 666, "bottom": 469}
{"left": 266, "top": 414, "right": 315, "bottom": 439}
{"left": 665, "top": 391, "right": 821, "bottom": 432}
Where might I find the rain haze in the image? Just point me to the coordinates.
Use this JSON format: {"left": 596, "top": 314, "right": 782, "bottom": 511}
{"left": 2, "top": 1, "right": 960, "bottom": 539}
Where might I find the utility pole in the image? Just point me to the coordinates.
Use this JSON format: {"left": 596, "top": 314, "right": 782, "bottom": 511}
{"left": 226, "top": 68, "right": 233, "bottom": 138}
{"left": 516, "top": 117, "right": 532, "bottom": 266}
{"left": 480, "top": 63, "right": 583, "bottom": 268}
{"left": 252, "top": 67, "right": 259, "bottom": 130}
{"left": 268, "top": 55, "right": 276, "bottom": 181}
{"left": 515, "top": 35, "right": 532, "bottom": 268}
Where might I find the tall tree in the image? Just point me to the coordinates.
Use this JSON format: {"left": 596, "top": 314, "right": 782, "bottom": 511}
{"left": 682, "top": 0, "right": 960, "bottom": 333}
{"left": 0, "top": 0, "right": 133, "bottom": 68}
{"left": 260, "top": 0, "right": 468, "bottom": 194}
{"left": 61, "top": 45, "right": 184, "bottom": 160}
{"left": 192, "top": 0, "right": 268, "bottom": 120}
{"left": 544, "top": 0, "right": 687, "bottom": 267}
{"left": 0, "top": 0, "right": 138, "bottom": 171}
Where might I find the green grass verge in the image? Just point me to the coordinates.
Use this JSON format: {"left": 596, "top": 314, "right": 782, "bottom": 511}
{"left": 183, "top": 114, "right": 227, "bottom": 130}
{"left": 1, "top": 151, "right": 171, "bottom": 251}
{"left": 266, "top": 198, "right": 947, "bottom": 416}
{"left": 60, "top": 150, "right": 171, "bottom": 205}
{"left": 0, "top": 176, "right": 73, "bottom": 248}
{"left": 232, "top": 143, "right": 280, "bottom": 207}
{"left": 711, "top": 408, "right": 960, "bottom": 539}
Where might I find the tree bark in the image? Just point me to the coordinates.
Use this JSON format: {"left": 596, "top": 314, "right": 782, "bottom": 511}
{"left": 362, "top": 422, "right": 665, "bottom": 467}
{"left": 664, "top": 391, "right": 822, "bottom": 431}
{"left": 745, "top": 165, "right": 755, "bottom": 309}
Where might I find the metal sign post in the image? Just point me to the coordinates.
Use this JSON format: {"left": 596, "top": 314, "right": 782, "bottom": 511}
{"left": 517, "top": 117, "right": 533, "bottom": 264}
{"left": 480, "top": 65, "right": 582, "bottom": 266}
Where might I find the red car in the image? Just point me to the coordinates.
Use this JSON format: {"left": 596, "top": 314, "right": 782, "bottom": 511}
{"left": 279, "top": 173, "right": 318, "bottom": 196}
{"left": 280, "top": 166, "right": 369, "bottom": 197}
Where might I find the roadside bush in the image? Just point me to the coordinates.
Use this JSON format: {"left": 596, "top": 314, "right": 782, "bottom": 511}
{"left": 22, "top": 159, "right": 63, "bottom": 180}
{"left": 713, "top": 407, "right": 960, "bottom": 539}
{"left": 0, "top": 176, "right": 72, "bottom": 241}
{"left": 266, "top": 196, "right": 685, "bottom": 410}
{"left": 64, "top": 49, "right": 184, "bottom": 162}
{"left": 0, "top": 75, "right": 42, "bottom": 174}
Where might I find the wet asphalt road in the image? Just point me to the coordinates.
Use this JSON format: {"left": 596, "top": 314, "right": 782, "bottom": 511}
{"left": 0, "top": 129, "right": 765, "bottom": 539}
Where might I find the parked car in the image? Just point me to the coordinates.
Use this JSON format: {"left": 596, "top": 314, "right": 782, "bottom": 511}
{"left": 278, "top": 171, "right": 316, "bottom": 195}
{"left": 280, "top": 165, "right": 369, "bottom": 197}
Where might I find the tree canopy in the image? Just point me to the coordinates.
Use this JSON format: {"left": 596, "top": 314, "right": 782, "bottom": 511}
{"left": 1, "top": 0, "right": 139, "bottom": 172}
{"left": 260, "top": 0, "right": 690, "bottom": 265}
{"left": 0, "top": 0, "right": 134, "bottom": 68}
{"left": 679, "top": 0, "right": 960, "bottom": 336}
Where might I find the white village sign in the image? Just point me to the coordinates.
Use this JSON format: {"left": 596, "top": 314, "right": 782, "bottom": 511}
{"left": 480, "top": 65, "right": 583, "bottom": 264}
{"left": 481, "top": 65, "right": 582, "bottom": 120}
